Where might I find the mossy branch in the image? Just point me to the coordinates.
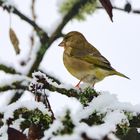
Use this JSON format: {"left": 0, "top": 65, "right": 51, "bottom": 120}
{"left": 0, "top": 81, "right": 28, "bottom": 92}
{"left": 0, "top": 64, "right": 17, "bottom": 74}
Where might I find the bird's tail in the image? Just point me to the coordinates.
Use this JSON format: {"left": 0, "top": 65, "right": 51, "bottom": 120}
{"left": 115, "top": 71, "right": 130, "bottom": 79}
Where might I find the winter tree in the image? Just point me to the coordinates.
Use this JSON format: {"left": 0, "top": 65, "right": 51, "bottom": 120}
{"left": 0, "top": 0, "right": 140, "bottom": 140}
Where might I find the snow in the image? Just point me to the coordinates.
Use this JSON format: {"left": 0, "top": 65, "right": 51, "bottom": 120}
{"left": 41, "top": 91, "right": 140, "bottom": 140}
{"left": 137, "top": 128, "right": 140, "bottom": 133}
{"left": 72, "top": 103, "right": 128, "bottom": 139}
{"left": 1, "top": 69, "right": 139, "bottom": 140}
{"left": 32, "top": 71, "right": 59, "bottom": 87}
{"left": 42, "top": 121, "right": 120, "bottom": 140}
{"left": 0, "top": 72, "right": 30, "bottom": 87}
{"left": 1, "top": 85, "right": 140, "bottom": 140}
{"left": 50, "top": 134, "right": 81, "bottom": 140}
{"left": 42, "top": 120, "right": 63, "bottom": 140}
{"left": 0, "top": 100, "right": 50, "bottom": 120}
{"left": 31, "top": 71, "right": 75, "bottom": 90}
{"left": 18, "top": 90, "right": 34, "bottom": 102}
{"left": 76, "top": 92, "right": 140, "bottom": 121}
{"left": 0, "top": 57, "right": 15, "bottom": 69}
{"left": 0, "top": 125, "right": 8, "bottom": 140}
{"left": 0, "top": 99, "right": 53, "bottom": 139}
{"left": 13, "top": 39, "right": 41, "bottom": 74}
{"left": 0, "top": 90, "right": 16, "bottom": 106}
{"left": 28, "top": 71, "right": 140, "bottom": 139}
{"left": 10, "top": 118, "right": 25, "bottom": 131}
{"left": 108, "top": 133, "right": 120, "bottom": 140}
{"left": 0, "top": 0, "right": 140, "bottom": 139}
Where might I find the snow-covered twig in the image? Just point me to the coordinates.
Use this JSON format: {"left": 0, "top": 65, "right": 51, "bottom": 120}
{"left": 0, "top": 64, "right": 17, "bottom": 74}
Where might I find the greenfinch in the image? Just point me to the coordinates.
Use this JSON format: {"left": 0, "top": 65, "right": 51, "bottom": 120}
{"left": 58, "top": 31, "right": 129, "bottom": 87}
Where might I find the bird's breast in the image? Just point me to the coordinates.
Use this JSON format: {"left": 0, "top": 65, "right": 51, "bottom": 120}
{"left": 63, "top": 52, "right": 93, "bottom": 80}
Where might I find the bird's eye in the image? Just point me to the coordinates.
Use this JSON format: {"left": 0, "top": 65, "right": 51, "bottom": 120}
{"left": 64, "top": 36, "right": 68, "bottom": 40}
{"left": 64, "top": 35, "right": 72, "bottom": 40}
{"left": 64, "top": 36, "right": 69, "bottom": 40}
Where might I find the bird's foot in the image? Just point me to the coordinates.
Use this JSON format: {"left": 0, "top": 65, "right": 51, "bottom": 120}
{"left": 75, "top": 80, "right": 83, "bottom": 91}
{"left": 92, "top": 82, "right": 95, "bottom": 88}
{"left": 75, "top": 80, "right": 82, "bottom": 88}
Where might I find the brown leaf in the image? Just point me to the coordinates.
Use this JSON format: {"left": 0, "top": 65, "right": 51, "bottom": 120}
{"left": 9, "top": 28, "right": 20, "bottom": 54}
{"left": 99, "top": 0, "right": 113, "bottom": 22}
{"left": 8, "top": 127, "right": 28, "bottom": 140}
{"left": 28, "top": 124, "right": 43, "bottom": 140}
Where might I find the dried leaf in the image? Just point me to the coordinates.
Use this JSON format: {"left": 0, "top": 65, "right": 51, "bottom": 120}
{"left": 8, "top": 127, "right": 28, "bottom": 140}
{"left": 9, "top": 28, "right": 20, "bottom": 54}
{"left": 28, "top": 124, "right": 43, "bottom": 140}
{"left": 99, "top": 0, "right": 113, "bottom": 21}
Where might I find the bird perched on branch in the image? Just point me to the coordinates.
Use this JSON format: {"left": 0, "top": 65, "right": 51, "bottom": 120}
{"left": 58, "top": 31, "right": 129, "bottom": 88}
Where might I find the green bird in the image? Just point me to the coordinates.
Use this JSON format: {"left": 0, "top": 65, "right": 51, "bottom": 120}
{"left": 59, "top": 31, "right": 129, "bottom": 87}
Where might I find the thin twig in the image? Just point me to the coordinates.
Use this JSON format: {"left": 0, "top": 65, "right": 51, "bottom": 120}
{"left": 0, "top": 80, "right": 29, "bottom": 92}
{"left": 0, "top": 84, "right": 27, "bottom": 92}
{"left": 44, "top": 93, "right": 55, "bottom": 120}
{"left": 97, "top": 6, "right": 140, "bottom": 14}
{"left": 49, "top": 0, "right": 92, "bottom": 46}
{"left": 0, "top": 64, "right": 18, "bottom": 74}
{"left": 30, "top": 0, "right": 36, "bottom": 47}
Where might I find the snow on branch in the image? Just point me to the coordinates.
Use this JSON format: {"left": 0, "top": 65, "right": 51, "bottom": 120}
{"left": 0, "top": 71, "right": 140, "bottom": 139}
{"left": 0, "top": 64, "right": 17, "bottom": 74}
{"left": 0, "top": 74, "right": 30, "bottom": 92}
{"left": 29, "top": 71, "right": 98, "bottom": 104}
{"left": 0, "top": 1, "right": 140, "bottom": 139}
{"left": 97, "top": 4, "right": 140, "bottom": 15}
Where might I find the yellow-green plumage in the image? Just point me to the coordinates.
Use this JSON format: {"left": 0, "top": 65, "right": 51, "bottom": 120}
{"left": 59, "top": 31, "right": 129, "bottom": 86}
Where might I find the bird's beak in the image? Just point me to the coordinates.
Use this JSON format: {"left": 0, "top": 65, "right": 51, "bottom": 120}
{"left": 58, "top": 41, "right": 65, "bottom": 47}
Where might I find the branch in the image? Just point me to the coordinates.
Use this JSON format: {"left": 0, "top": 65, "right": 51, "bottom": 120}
{"left": 39, "top": 70, "right": 61, "bottom": 85}
{"left": 0, "top": 78, "right": 30, "bottom": 92}
{"left": 97, "top": 6, "right": 140, "bottom": 14}
{"left": 49, "top": 0, "right": 92, "bottom": 45}
{"left": 29, "top": 72, "right": 98, "bottom": 106}
{"left": 30, "top": 80, "right": 79, "bottom": 98}
{"left": 0, "top": 83, "right": 27, "bottom": 92}
{"left": 0, "top": 1, "right": 49, "bottom": 44}
{"left": 9, "top": 91, "right": 24, "bottom": 104}
{"left": 0, "top": 64, "right": 18, "bottom": 74}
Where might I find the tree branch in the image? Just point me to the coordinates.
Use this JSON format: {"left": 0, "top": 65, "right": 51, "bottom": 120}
{"left": 0, "top": 79, "right": 30, "bottom": 92}
{"left": 0, "top": 64, "right": 17, "bottom": 74}
{"left": 29, "top": 80, "right": 79, "bottom": 98}
{"left": 97, "top": 6, "right": 140, "bottom": 14}
{"left": 29, "top": 72, "right": 98, "bottom": 104}
{"left": 0, "top": 1, "right": 49, "bottom": 44}
{"left": 0, "top": 83, "right": 27, "bottom": 92}
{"left": 49, "top": 0, "right": 93, "bottom": 45}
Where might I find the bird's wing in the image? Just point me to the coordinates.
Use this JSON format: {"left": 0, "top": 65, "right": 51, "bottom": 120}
{"left": 70, "top": 44, "right": 114, "bottom": 70}
{"left": 80, "top": 55, "right": 113, "bottom": 70}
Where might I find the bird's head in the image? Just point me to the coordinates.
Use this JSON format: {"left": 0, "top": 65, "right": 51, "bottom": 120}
{"left": 58, "top": 31, "right": 87, "bottom": 49}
